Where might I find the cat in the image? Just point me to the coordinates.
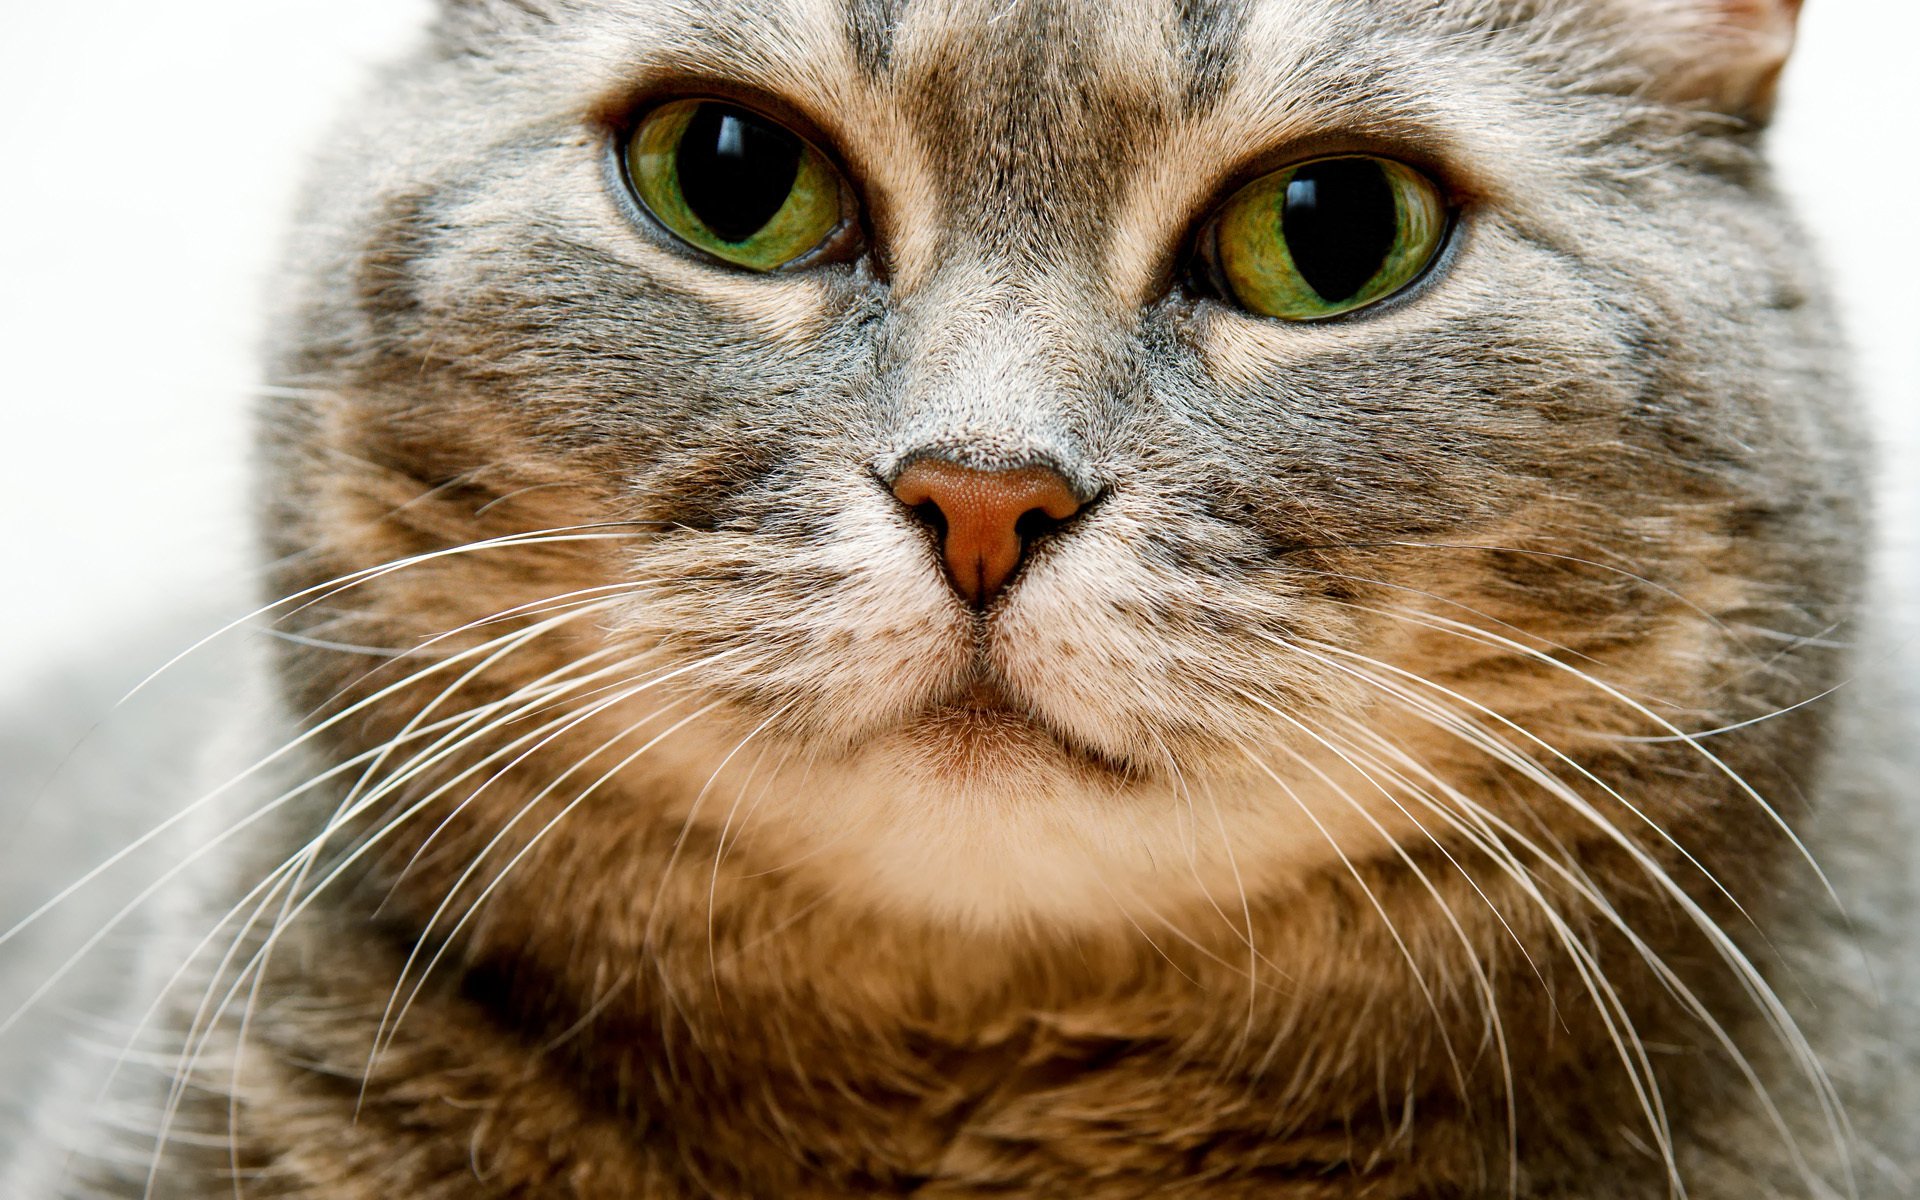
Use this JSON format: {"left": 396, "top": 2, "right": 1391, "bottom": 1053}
{"left": 3, "top": 0, "right": 1917, "bottom": 1195}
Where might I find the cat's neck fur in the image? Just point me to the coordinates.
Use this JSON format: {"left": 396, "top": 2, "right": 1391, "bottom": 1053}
{"left": 134, "top": 715, "right": 1855, "bottom": 1200}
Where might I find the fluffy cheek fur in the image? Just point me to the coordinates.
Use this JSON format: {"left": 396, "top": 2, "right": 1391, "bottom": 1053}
{"left": 270, "top": 293, "right": 1781, "bottom": 933}
{"left": 269, "top": 384, "right": 1779, "bottom": 936}
{"left": 581, "top": 455, "right": 1739, "bottom": 928}
{"left": 610, "top": 475, "right": 974, "bottom": 748}
{"left": 596, "top": 480, "right": 1403, "bottom": 924}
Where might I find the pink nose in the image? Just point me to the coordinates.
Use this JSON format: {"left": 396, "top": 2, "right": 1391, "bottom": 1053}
{"left": 890, "top": 460, "right": 1084, "bottom": 607}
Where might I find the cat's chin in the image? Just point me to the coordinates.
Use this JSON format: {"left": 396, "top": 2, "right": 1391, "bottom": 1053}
{"left": 681, "top": 700, "right": 1401, "bottom": 931}
{"left": 627, "top": 662, "right": 1416, "bottom": 928}
{"left": 910, "top": 677, "right": 1145, "bottom": 783}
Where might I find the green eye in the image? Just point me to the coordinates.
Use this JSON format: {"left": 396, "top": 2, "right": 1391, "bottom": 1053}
{"left": 1209, "top": 155, "right": 1448, "bottom": 320}
{"left": 625, "top": 99, "right": 846, "bottom": 271}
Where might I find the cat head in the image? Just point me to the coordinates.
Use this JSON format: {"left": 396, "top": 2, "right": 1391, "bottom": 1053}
{"left": 262, "top": 0, "right": 1856, "bottom": 929}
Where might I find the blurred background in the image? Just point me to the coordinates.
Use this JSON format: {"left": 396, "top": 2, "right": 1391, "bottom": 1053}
{"left": 0, "top": 0, "right": 1914, "bottom": 684}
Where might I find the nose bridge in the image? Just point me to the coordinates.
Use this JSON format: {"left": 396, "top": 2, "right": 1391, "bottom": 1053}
{"left": 876, "top": 264, "right": 1122, "bottom": 488}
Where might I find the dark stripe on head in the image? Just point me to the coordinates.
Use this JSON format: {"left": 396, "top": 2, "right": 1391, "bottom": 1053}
{"left": 1173, "top": 0, "right": 1251, "bottom": 108}
{"left": 843, "top": 0, "right": 910, "bottom": 76}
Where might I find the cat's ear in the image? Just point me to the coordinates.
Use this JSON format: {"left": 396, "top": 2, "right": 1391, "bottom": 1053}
{"left": 1638, "top": 0, "right": 1803, "bottom": 122}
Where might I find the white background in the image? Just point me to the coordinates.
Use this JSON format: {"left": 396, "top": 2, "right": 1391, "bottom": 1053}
{"left": 0, "top": 0, "right": 1914, "bottom": 682}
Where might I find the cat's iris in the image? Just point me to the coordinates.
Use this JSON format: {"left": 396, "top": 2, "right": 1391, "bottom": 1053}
{"left": 1207, "top": 156, "right": 1447, "bottom": 320}
{"left": 626, "top": 100, "right": 845, "bottom": 271}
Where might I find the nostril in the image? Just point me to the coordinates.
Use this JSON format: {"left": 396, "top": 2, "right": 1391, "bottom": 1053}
{"left": 912, "top": 501, "right": 948, "bottom": 543}
{"left": 1013, "top": 505, "right": 1063, "bottom": 545}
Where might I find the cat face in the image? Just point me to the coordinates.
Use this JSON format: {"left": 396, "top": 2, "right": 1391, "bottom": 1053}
{"left": 266, "top": 0, "right": 1854, "bottom": 927}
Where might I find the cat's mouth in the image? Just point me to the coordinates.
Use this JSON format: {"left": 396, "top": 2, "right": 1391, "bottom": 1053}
{"left": 914, "top": 672, "right": 1142, "bottom": 780}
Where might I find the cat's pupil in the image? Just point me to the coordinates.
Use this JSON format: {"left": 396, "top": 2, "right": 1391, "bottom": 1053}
{"left": 676, "top": 103, "right": 803, "bottom": 244}
{"left": 1282, "top": 158, "right": 1399, "bottom": 304}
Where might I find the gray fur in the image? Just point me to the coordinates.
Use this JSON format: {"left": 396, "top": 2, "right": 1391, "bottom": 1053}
{"left": 4, "top": 0, "right": 1916, "bottom": 1195}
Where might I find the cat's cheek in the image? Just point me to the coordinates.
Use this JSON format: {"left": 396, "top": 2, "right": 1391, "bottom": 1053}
{"left": 651, "top": 266, "right": 847, "bottom": 348}
{"left": 981, "top": 510, "right": 1356, "bottom": 772}
{"left": 987, "top": 549, "right": 1217, "bottom": 761}
{"left": 607, "top": 493, "right": 983, "bottom": 745}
